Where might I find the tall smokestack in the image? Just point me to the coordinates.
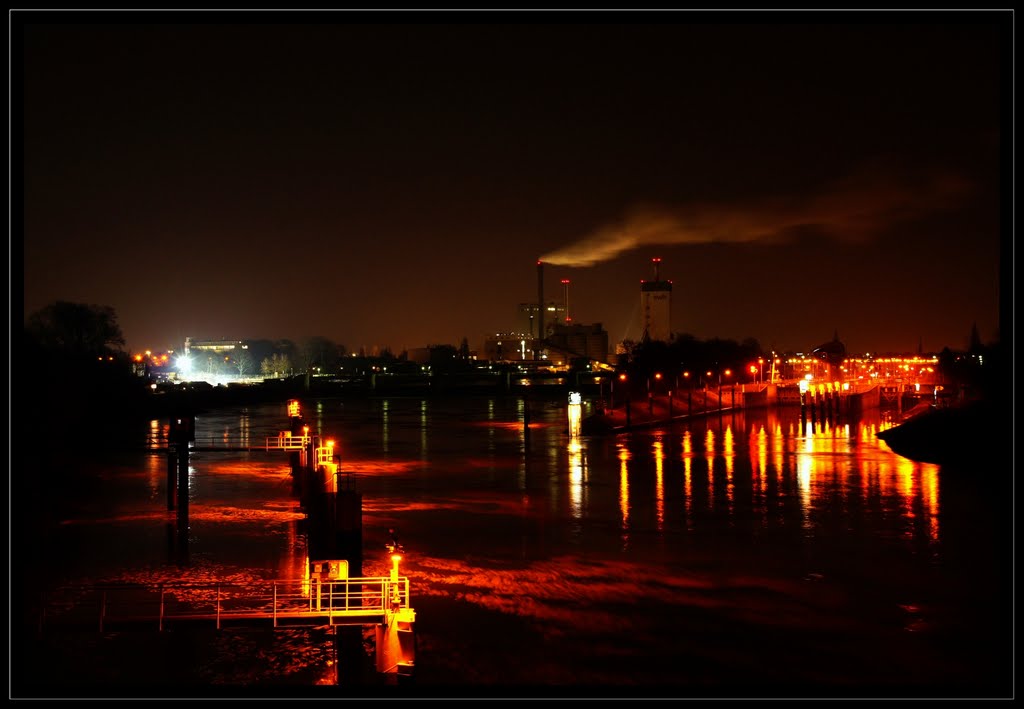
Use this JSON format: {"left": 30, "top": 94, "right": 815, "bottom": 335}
{"left": 536, "top": 260, "right": 544, "bottom": 357}
{"left": 653, "top": 257, "right": 661, "bottom": 281}
{"left": 561, "top": 279, "right": 571, "bottom": 323}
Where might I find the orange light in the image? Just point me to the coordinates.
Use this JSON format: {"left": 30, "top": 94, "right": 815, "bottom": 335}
{"left": 655, "top": 373, "right": 662, "bottom": 379}
{"left": 724, "top": 369, "right": 731, "bottom": 376}
{"left": 619, "top": 373, "right": 627, "bottom": 381}
{"left": 134, "top": 354, "right": 143, "bottom": 362}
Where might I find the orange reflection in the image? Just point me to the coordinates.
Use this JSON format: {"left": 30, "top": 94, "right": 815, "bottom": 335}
{"left": 568, "top": 440, "right": 584, "bottom": 520}
{"left": 617, "top": 443, "right": 630, "bottom": 539}
{"left": 681, "top": 430, "right": 693, "bottom": 529}
{"left": 723, "top": 424, "right": 735, "bottom": 511}
{"left": 653, "top": 438, "right": 664, "bottom": 531}
{"left": 921, "top": 463, "right": 940, "bottom": 544}
{"left": 753, "top": 424, "right": 768, "bottom": 493}
{"left": 704, "top": 429, "right": 715, "bottom": 508}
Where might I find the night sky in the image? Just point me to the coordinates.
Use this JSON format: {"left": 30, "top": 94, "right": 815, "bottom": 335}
{"left": 15, "top": 12, "right": 1012, "bottom": 357}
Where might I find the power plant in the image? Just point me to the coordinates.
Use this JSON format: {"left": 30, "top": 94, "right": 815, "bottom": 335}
{"left": 484, "top": 257, "right": 677, "bottom": 368}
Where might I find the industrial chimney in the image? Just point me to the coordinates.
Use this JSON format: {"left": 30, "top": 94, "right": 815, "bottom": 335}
{"left": 536, "top": 260, "right": 544, "bottom": 358}
{"left": 561, "top": 279, "right": 571, "bottom": 323}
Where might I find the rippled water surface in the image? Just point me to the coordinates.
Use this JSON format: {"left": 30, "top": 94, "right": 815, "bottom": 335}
{"left": 16, "top": 396, "right": 1012, "bottom": 699}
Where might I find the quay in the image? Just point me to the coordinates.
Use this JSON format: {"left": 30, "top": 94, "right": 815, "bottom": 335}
{"left": 585, "top": 379, "right": 943, "bottom": 433}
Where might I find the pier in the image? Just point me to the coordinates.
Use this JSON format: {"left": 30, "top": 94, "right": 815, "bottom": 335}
{"left": 36, "top": 399, "right": 417, "bottom": 685}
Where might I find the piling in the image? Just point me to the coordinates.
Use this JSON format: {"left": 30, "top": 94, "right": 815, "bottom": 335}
{"left": 166, "top": 452, "right": 177, "bottom": 510}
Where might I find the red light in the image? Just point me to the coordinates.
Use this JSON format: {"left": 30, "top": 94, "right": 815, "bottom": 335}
{"left": 619, "top": 374, "right": 627, "bottom": 381}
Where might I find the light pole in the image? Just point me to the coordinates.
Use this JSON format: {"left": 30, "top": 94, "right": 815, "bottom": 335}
{"left": 619, "top": 373, "right": 630, "bottom": 427}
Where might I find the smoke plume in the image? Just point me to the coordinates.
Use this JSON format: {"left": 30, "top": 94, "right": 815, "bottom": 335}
{"left": 539, "top": 163, "right": 972, "bottom": 267}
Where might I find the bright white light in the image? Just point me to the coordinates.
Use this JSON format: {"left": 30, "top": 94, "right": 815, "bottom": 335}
{"left": 176, "top": 355, "right": 193, "bottom": 374}
{"left": 569, "top": 391, "right": 582, "bottom": 405}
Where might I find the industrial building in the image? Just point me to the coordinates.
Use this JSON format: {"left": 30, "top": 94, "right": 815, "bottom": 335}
{"left": 547, "top": 322, "right": 609, "bottom": 364}
{"left": 517, "top": 302, "right": 566, "bottom": 339}
{"left": 183, "top": 337, "right": 248, "bottom": 356}
{"left": 640, "top": 257, "right": 672, "bottom": 342}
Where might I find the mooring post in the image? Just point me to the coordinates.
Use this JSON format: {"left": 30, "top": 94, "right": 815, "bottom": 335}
{"left": 166, "top": 450, "right": 177, "bottom": 510}
{"left": 176, "top": 443, "right": 189, "bottom": 521}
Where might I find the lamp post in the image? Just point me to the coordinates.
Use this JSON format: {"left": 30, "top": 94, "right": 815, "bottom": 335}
{"left": 649, "top": 372, "right": 662, "bottom": 414}
{"left": 683, "top": 371, "right": 691, "bottom": 413}
{"left": 619, "top": 373, "right": 630, "bottom": 427}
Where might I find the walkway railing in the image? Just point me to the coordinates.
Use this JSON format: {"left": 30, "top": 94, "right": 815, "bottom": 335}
{"left": 38, "top": 577, "right": 411, "bottom": 632}
{"left": 141, "top": 434, "right": 313, "bottom": 453}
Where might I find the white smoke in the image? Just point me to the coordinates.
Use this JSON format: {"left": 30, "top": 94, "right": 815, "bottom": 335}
{"left": 540, "top": 163, "right": 972, "bottom": 267}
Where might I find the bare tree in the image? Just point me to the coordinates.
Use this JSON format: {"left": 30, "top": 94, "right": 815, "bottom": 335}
{"left": 234, "top": 348, "right": 255, "bottom": 378}
{"left": 261, "top": 353, "right": 291, "bottom": 378}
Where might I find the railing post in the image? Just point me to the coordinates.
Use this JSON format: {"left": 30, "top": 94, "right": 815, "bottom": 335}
{"left": 216, "top": 585, "right": 221, "bottom": 630}
{"left": 273, "top": 583, "right": 277, "bottom": 628}
{"left": 159, "top": 586, "right": 164, "bottom": 632}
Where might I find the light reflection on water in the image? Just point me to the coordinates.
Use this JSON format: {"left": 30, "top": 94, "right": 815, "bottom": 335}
{"left": 29, "top": 396, "right": 1006, "bottom": 695}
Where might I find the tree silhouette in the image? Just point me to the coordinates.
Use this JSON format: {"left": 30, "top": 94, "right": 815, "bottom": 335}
{"left": 26, "top": 301, "right": 125, "bottom": 358}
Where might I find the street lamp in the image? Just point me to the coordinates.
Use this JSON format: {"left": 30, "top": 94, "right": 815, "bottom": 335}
{"left": 619, "top": 373, "right": 631, "bottom": 427}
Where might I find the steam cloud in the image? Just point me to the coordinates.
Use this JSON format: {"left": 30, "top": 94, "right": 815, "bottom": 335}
{"left": 539, "top": 164, "right": 972, "bottom": 267}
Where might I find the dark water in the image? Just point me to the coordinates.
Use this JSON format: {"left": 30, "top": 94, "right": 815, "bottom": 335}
{"left": 14, "top": 395, "right": 1013, "bottom": 699}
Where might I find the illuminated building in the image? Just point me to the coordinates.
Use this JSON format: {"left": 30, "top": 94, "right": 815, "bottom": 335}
{"left": 183, "top": 336, "right": 248, "bottom": 356}
{"left": 547, "top": 322, "right": 609, "bottom": 364}
{"left": 518, "top": 302, "right": 566, "bottom": 339}
{"left": 640, "top": 258, "right": 672, "bottom": 343}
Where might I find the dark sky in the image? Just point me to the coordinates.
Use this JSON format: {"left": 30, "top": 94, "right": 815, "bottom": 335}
{"left": 15, "top": 12, "right": 1012, "bottom": 356}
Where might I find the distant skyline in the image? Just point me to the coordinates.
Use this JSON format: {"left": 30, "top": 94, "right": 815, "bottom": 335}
{"left": 15, "top": 12, "right": 1012, "bottom": 357}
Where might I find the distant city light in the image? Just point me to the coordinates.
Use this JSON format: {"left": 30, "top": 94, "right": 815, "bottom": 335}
{"left": 176, "top": 354, "right": 193, "bottom": 373}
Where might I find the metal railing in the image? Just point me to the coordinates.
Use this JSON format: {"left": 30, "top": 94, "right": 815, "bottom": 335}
{"left": 39, "top": 577, "right": 410, "bottom": 632}
{"left": 140, "top": 434, "right": 311, "bottom": 452}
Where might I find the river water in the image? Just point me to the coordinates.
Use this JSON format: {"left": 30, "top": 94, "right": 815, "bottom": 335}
{"left": 14, "top": 394, "right": 1013, "bottom": 699}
